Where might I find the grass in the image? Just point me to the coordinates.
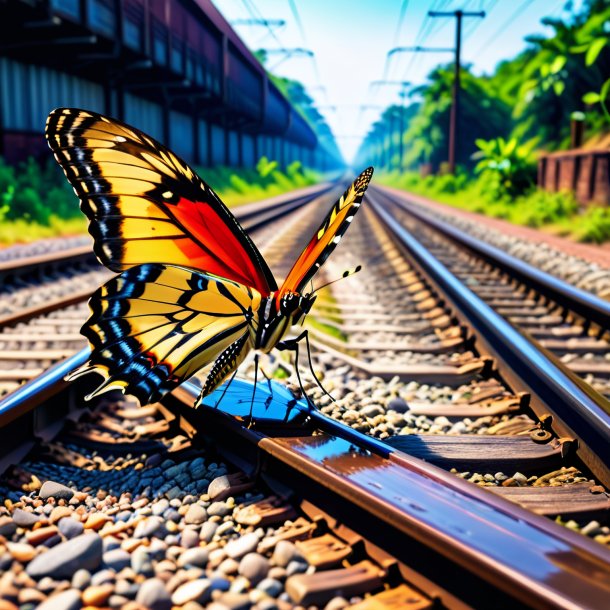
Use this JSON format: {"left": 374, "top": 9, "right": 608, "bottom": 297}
{"left": 0, "top": 217, "right": 87, "bottom": 246}
{"left": 0, "top": 157, "right": 322, "bottom": 247}
{"left": 378, "top": 170, "right": 610, "bottom": 244}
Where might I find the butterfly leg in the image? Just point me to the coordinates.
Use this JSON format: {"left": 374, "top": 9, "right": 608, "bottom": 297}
{"left": 278, "top": 331, "right": 334, "bottom": 409}
{"left": 212, "top": 367, "right": 239, "bottom": 410}
{"left": 247, "top": 353, "right": 260, "bottom": 429}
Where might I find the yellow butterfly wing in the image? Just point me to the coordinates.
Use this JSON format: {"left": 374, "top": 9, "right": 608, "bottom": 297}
{"left": 67, "top": 264, "right": 261, "bottom": 405}
{"left": 277, "top": 167, "right": 373, "bottom": 300}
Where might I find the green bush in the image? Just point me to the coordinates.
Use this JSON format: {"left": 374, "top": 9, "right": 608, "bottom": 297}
{"left": 472, "top": 137, "right": 537, "bottom": 199}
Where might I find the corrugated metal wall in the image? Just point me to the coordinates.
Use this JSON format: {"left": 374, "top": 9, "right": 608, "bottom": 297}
{"left": 124, "top": 94, "right": 164, "bottom": 142}
{"left": 0, "top": 57, "right": 104, "bottom": 132}
{"left": 169, "top": 110, "right": 194, "bottom": 161}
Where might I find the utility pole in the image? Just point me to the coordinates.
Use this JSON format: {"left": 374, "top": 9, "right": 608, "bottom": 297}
{"left": 370, "top": 80, "right": 411, "bottom": 172}
{"left": 428, "top": 9, "right": 485, "bottom": 174}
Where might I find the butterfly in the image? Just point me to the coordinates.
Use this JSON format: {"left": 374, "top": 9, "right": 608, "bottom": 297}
{"left": 45, "top": 108, "right": 373, "bottom": 408}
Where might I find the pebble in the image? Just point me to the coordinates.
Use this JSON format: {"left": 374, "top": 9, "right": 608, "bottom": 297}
{"left": 71, "top": 569, "right": 91, "bottom": 590}
{"left": 58, "top": 518, "right": 84, "bottom": 539}
{"left": 103, "top": 548, "right": 131, "bottom": 571}
{"left": 271, "top": 541, "right": 299, "bottom": 568}
{"left": 26, "top": 534, "right": 103, "bottom": 579}
{"left": 181, "top": 528, "right": 200, "bottom": 549}
{"left": 39, "top": 481, "right": 74, "bottom": 501}
{"left": 216, "top": 592, "right": 251, "bottom": 610}
{"left": 0, "top": 516, "right": 17, "bottom": 537}
{"left": 12, "top": 509, "right": 40, "bottom": 528}
{"left": 387, "top": 397, "right": 409, "bottom": 412}
{"left": 256, "top": 578, "right": 283, "bottom": 598}
{"left": 238, "top": 553, "right": 269, "bottom": 585}
{"left": 35, "top": 589, "right": 82, "bottom": 610}
{"left": 200, "top": 522, "right": 218, "bottom": 543}
{"left": 136, "top": 578, "right": 172, "bottom": 610}
{"left": 26, "top": 525, "right": 59, "bottom": 546}
{"left": 171, "top": 579, "right": 212, "bottom": 605}
{"left": 207, "top": 502, "right": 231, "bottom": 517}
{"left": 82, "top": 583, "right": 113, "bottom": 606}
{"left": 185, "top": 504, "right": 207, "bottom": 525}
{"left": 134, "top": 517, "right": 167, "bottom": 539}
{"left": 225, "top": 532, "right": 260, "bottom": 559}
{"left": 177, "top": 547, "right": 210, "bottom": 568}
{"left": 7, "top": 542, "right": 36, "bottom": 562}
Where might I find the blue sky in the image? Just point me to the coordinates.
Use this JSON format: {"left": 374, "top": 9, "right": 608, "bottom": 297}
{"left": 212, "top": 1, "right": 584, "bottom": 163}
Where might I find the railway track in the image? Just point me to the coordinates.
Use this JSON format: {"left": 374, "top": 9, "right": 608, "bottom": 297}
{"left": 0, "top": 178, "right": 610, "bottom": 608}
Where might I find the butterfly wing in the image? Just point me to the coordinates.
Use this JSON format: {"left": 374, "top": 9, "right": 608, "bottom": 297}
{"left": 45, "top": 108, "right": 276, "bottom": 295}
{"left": 66, "top": 264, "right": 260, "bottom": 405}
{"left": 277, "top": 167, "right": 373, "bottom": 299}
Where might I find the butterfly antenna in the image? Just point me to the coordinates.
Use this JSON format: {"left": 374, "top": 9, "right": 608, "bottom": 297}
{"left": 312, "top": 265, "right": 362, "bottom": 294}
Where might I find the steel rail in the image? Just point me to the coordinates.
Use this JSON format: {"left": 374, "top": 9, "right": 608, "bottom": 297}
{"left": 0, "top": 348, "right": 609, "bottom": 604}
{"left": 4, "top": 348, "right": 610, "bottom": 607}
{"left": 374, "top": 186, "right": 610, "bottom": 330}
{"left": 164, "top": 380, "right": 610, "bottom": 610}
{"left": 369, "top": 192, "right": 610, "bottom": 489}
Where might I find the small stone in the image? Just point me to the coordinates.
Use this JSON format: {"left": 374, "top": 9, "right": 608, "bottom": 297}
{"left": 216, "top": 592, "right": 251, "bottom": 610}
{"left": 387, "top": 397, "right": 409, "bottom": 413}
{"left": 225, "top": 532, "right": 260, "bottom": 559}
{"left": 513, "top": 472, "right": 527, "bottom": 484}
{"left": 18, "top": 588, "right": 46, "bottom": 604}
{"left": 131, "top": 547, "right": 154, "bottom": 576}
{"left": 177, "top": 547, "right": 209, "bottom": 568}
{"left": 71, "top": 569, "right": 91, "bottom": 590}
{"left": 134, "top": 517, "right": 166, "bottom": 539}
{"left": 136, "top": 578, "right": 172, "bottom": 610}
{"left": 257, "top": 578, "right": 283, "bottom": 598}
{"left": 35, "top": 589, "right": 82, "bottom": 610}
{"left": 26, "top": 525, "right": 59, "bottom": 546}
{"left": 0, "top": 516, "right": 17, "bottom": 537}
{"left": 7, "top": 542, "right": 36, "bottom": 562}
{"left": 82, "top": 584, "right": 113, "bottom": 606}
{"left": 217, "top": 558, "right": 239, "bottom": 575}
{"left": 26, "top": 534, "right": 103, "bottom": 579}
{"left": 12, "top": 509, "right": 40, "bottom": 528}
{"left": 185, "top": 504, "right": 207, "bottom": 525}
{"left": 285, "top": 560, "right": 308, "bottom": 576}
{"left": 39, "top": 482, "right": 74, "bottom": 502}
{"left": 58, "top": 518, "right": 84, "bottom": 539}
{"left": 207, "top": 502, "right": 231, "bottom": 517}
{"left": 324, "top": 597, "right": 349, "bottom": 610}
{"left": 238, "top": 553, "right": 269, "bottom": 585}
{"left": 271, "top": 541, "right": 299, "bottom": 568}
{"left": 171, "top": 579, "right": 212, "bottom": 605}
{"left": 200, "top": 522, "right": 218, "bottom": 543}
{"left": 208, "top": 475, "right": 231, "bottom": 500}
{"left": 181, "top": 528, "right": 200, "bottom": 549}
{"left": 104, "top": 548, "right": 131, "bottom": 571}
{"left": 84, "top": 514, "right": 110, "bottom": 531}
{"left": 109, "top": 594, "right": 129, "bottom": 608}
{"left": 49, "top": 506, "right": 72, "bottom": 524}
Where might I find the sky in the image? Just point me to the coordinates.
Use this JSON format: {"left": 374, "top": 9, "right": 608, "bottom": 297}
{"left": 211, "top": 0, "right": 585, "bottom": 164}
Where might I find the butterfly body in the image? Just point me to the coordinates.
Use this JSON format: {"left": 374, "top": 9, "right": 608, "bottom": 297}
{"left": 46, "top": 107, "right": 372, "bottom": 408}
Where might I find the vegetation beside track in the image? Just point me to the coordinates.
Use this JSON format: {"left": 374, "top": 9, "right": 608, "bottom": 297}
{"left": 363, "top": 0, "right": 610, "bottom": 244}
{"left": 0, "top": 156, "right": 322, "bottom": 246}
{"left": 377, "top": 170, "right": 610, "bottom": 244}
